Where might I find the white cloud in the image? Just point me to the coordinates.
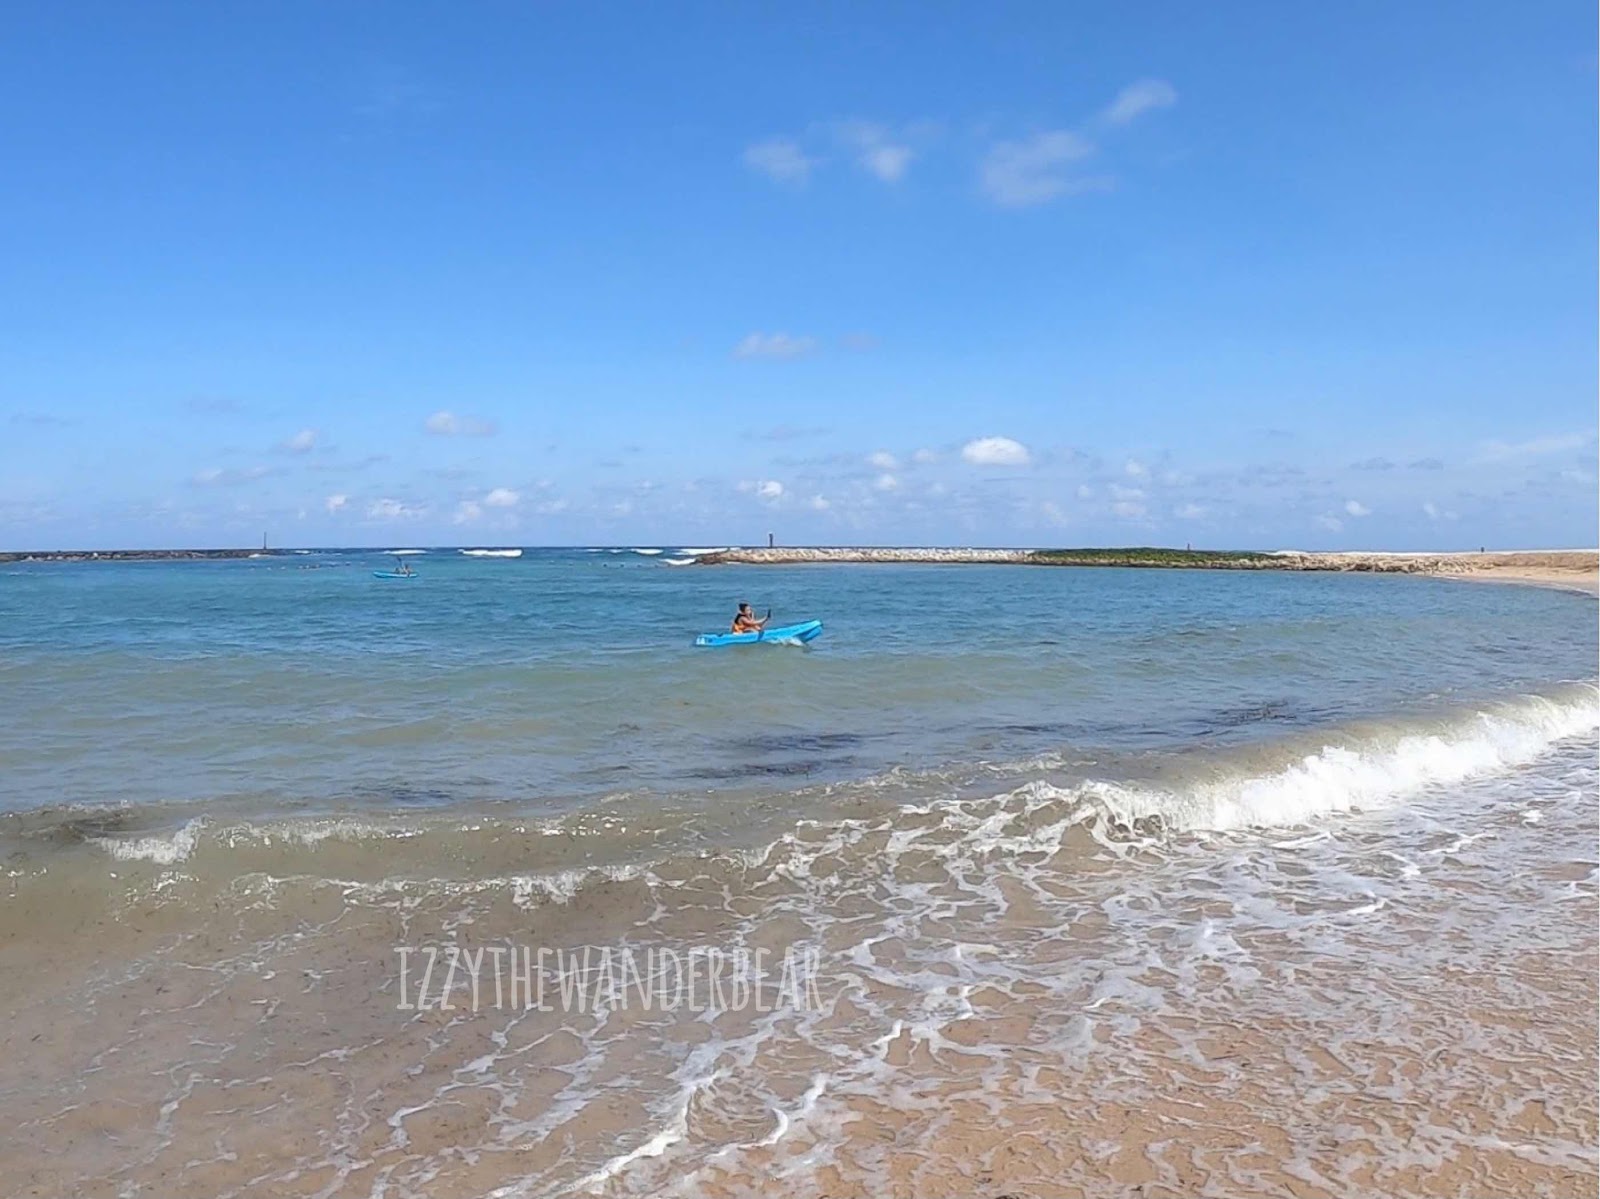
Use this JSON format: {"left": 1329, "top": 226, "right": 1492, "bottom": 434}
{"left": 1125, "top": 459, "right": 1148, "bottom": 477}
{"left": 1344, "top": 499, "right": 1372, "bottom": 517}
{"left": 1112, "top": 500, "right": 1147, "bottom": 518}
{"left": 425, "top": 410, "right": 495, "bottom": 437}
{"left": 733, "top": 332, "right": 818, "bottom": 359}
{"left": 912, "top": 448, "right": 938, "bottom": 464}
{"left": 1422, "top": 501, "right": 1459, "bottom": 521}
{"left": 739, "top": 479, "right": 786, "bottom": 501}
{"left": 1040, "top": 500, "right": 1069, "bottom": 526}
{"left": 1102, "top": 79, "right": 1178, "bottom": 126}
{"left": 961, "top": 436, "right": 1031, "bottom": 466}
{"left": 1076, "top": 483, "right": 1094, "bottom": 499}
{"left": 325, "top": 493, "right": 348, "bottom": 513}
{"left": 744, "top": 138, "right": 817, "bottom": 184}
{"left": 368, "top": 497, "right": 426, "bottom": 520}
{"left": 537, "top": 497, "right": 570, "bottom": 514}
{"left": 1175, "top": 502, "right": 1206, "bottom": 519}
{"left": 980, "top": 131, "right": 1097, "bottom": 207}
{"left": 809, "top": 494, "right": 831, "bottom": 511}
{"left": 1110, "top": 483, "right": 1145, "bottom": 501}
{"left": 874, "top": 473, "right": 899, "bottom": 491}
{"left": 1315, "top": 514, "right": 1344, "bottom": 532}
{"left": 282, "top": 428, "right": 318, "bottom": 454}
{"left": 863, "top": 145, "right": 912, "bottom": 180}
{"left": 453, "top": 499, "right": 483, "bottom": 525}
{"left": 836, "top": 121, "right": 914, "bottom": 182}
{"left": 485, "top": 487, "right": 519, "bottom": 508}
{"left": 1476, "top": 431, "right": 1593, "bottom": 461}
{"left": 868, "top": 450, "right": 899, "bottom": 470}
{"left": 191, "top": 465, "right": 271, "bottom": 486}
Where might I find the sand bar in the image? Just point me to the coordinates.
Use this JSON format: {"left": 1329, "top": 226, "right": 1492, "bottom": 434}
{"left": 696, "top": 546, "right": 1599, "bottom": 591}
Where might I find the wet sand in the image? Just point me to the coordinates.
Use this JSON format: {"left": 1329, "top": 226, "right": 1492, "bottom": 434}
{"left": 1437, "top": 567, "right": 1599, "bottom": 596}
{"left": 2, "top": 732, "right": 1595, "bottom": 1198}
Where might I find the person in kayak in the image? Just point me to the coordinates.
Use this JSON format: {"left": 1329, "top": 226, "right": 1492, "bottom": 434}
{"left": 731, "top": 603, "right": 769, "bottom": 633}
{"left": 394, "top": 557, "right": 414, "bottom": 577}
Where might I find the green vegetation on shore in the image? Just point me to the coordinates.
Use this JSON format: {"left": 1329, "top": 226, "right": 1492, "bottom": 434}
{"left": 1027, "top": 547, "right": 1280, "bottom": 568}
{"left": 0, "top": 548, "right": 265, "bottom": 564}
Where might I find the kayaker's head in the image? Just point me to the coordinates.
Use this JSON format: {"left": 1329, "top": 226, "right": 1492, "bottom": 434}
{"left": 737, "top": 602, "right": 752, "bottom": 615}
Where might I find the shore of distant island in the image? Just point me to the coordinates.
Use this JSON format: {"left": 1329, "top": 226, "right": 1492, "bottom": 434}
{"left": 692, "top": 546, "right": 1600, "bottom": 593}
{"left": 0, "top": 548, "right": 265, "bottom": 564}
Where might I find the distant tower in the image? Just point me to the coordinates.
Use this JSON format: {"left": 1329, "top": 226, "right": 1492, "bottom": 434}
{"left": 262, "top": 531, "right": 268, "bottom": 551}
{"left": 768, "top": 531, "right": 775, "bottom": 548}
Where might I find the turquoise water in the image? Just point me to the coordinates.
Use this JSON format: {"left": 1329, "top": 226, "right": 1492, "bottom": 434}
{"left": 3, "top": 549, "right": 1597, "bottom": 1198}
{"left": 0, "top": 548, "right": 1592, "bottom": 823}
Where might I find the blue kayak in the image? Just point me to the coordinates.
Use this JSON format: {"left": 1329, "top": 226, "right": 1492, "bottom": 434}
{"left": 373, "top": 571, "right": 418, "bottom": 580}
{"left": 695, "top": 619, "right": 822, "bottom": 647}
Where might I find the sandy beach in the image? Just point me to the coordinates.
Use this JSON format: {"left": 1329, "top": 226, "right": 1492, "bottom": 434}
{"left": 697, "top": 546, "right": 1600, "bottom": 594}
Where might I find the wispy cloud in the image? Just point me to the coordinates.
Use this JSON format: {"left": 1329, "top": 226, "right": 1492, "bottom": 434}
{"left": 309, "top": 453, "right": 389, "bottom": 474}
{"left": 484, "top": 487, "right": 519, "bottom": 508}
{"left": 183, "top": 396, "right": 248, "bottom": 416}
{"left": 191, "top": 465, "right": 274, "bottom": 487}
{"left": 746, "top": 423, "right": 830, "bottom": 442}
{"left": 1476, "top": 431, "right": 1594, "bottom": 461}
{"left": 325, "top": 493, "right": 348, "bottom": 513}
{"left": 352, "top": 63, "right": 440, "bottom": 121}
{"left": 1101, "top": 79, "right": 1178, "bottom": 126}
{"left": 280, "top": 428, "right": 318, "bottom": 454}
{"left": 1344, "top": 499, "right": 1372, "bottom": 517}
{"left": 367, "top": 497, "right": 427, "bottom": 520}
{"left": 980, "top": 131, "right": 1101, "bottom": 207}
{"left": 7, "top": 411, "right": 74, "bottom": 428}
{"left": 961, "top": 436, "right": 1032, "bottom": 467}
{"left": 835, "top": 120, "right": 914, "bottom": 182}
{"left": 424, "top": 410, "right": 496, "bottom": 437}
{"left": 733, "top": 332, "right": 817, "bottom": 360}
{"left": 738, "top": 479, "right": 786, "bottom": 501}
{"left": 744, "top": 138, "right": 817, "bottom": 184}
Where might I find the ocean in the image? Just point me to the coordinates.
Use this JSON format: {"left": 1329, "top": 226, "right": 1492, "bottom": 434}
{"left": 1, "top": 548, "right": 1596, "bottom": 1197}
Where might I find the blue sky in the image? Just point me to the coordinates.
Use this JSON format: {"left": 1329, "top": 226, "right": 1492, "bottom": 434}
{"left": 1, "top": 2, "right": 1594, "bottom": 549}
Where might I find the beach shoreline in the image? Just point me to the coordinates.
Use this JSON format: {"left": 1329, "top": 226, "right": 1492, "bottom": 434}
{"left": 694, "top": 546, "right": 1600, "bottom": 590}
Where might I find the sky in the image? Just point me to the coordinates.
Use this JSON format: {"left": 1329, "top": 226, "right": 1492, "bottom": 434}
{"left": 1, "top": 2, "right": 1595, "bottom": 550}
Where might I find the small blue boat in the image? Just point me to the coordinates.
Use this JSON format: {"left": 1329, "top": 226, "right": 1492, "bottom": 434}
{"left": 695, "top": 619, "right": 822, "bottom": 647}
{"left": 375, "top": 555, "right": 418, "bottom": 580}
